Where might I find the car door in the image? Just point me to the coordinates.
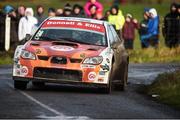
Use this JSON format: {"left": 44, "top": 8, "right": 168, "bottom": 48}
{"left": 108, "top": 25, "right": 127, "bottom": 83}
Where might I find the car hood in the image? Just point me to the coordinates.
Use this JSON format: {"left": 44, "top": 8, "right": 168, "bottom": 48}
{"left": 25, "top": 41, "right": 106, "bottom": 59}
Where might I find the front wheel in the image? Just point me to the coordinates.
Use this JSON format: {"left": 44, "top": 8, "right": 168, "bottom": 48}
{"left": 14, "top": 80, "right": 28, "bottom": 90}
{"left": 99, "top": 82, "right": 112, "bottom": 94}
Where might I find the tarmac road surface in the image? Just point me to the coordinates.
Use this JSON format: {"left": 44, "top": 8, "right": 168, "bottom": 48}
{"left": 0, "top": 63, "right": 180, "bottom": 119}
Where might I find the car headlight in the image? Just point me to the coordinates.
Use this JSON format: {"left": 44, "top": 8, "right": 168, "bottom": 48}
{"left": 83, "top": 56, "right": 103, "bottom": 65}
{"left": 21, "top": 50, "right": 36, "bottom": 60}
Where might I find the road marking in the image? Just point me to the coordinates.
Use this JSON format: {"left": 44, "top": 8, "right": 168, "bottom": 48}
{"left": 7, "top": 82, "right": 89, "bottom": 119}
{"left": 7, "top": 83, "right": 64, "bottom": 116}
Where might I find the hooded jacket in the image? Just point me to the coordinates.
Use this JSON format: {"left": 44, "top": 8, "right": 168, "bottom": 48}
{"left": 163, "top": 3, "right": 178, "bottom": 40}
{"left": 18, "top": 8, "right": 38, "bottom": 41}
{"left": 108, "top": 10, "right": 125, "bottom": 30}
{"left": 123, "top": 19, "right": 138, "bottom": 40}
{"left": 84, "top": 0, "right": 103, "bottom": 16}
{"left": 147, "top": 8, "right": 159, "bottom": 36}
{"left": 140, "top": 8, "right": 159, "bottom": 46}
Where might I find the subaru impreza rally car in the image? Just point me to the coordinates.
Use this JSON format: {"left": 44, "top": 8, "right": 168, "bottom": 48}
{"left": 13, "top": 17, "right": 129, "bottom": 93}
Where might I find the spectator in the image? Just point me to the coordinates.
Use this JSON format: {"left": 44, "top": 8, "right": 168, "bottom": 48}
{"left": 18, "top": 8, "right": 38, "bottom": 41}
{"left": 16, "top": 5, "right": 26, "bottom": 21}
{"left": 108, "top": 5, "right": 125, "bottom": 38}
{"left": 122, "top": 14, "right": 139, "bottom": 49}
{"left": 72, "top": 4, "right": 85, "bottom": 18}
{"left": 56, "top": 8, "right": 63, "bottom": 16}
{"left": 63, "top": 3, "right": 72, "bottom": 17}
{"left": 95, "top": 10, "right": 103, "bottom": 20}
{"left": 7, "top": 6, "right": 19, "bottom": 50}
{"left": 35, "top": 5, "right": 46, "bottom": 26}
{"left": 102, "top": 10, "right": 110, "bottom": 21}
{"left": 141, "top": 8, "right": 159, "bottom": 48}
{"left": 0, "top": 5, "right": 19, "bottom": 51}
{"left": 48, "top": 8, "right": 56, "bottom": 17}
{"left": 163, "top": 3, "right": 179, "bottom": 48}
{"left": 177, "top": 4, "right": 180, "bottom": 46}
{"left": 139, "top": 8, "right": 150, "bottom": 49}
{"left": 0, "top": 6, "right": 7, "bottom": 51}
{"left": 88, "top": 4, "right": 97, "bottom": 19}
{"left": 84, "top": 0, "right": 103, "bottom": 17}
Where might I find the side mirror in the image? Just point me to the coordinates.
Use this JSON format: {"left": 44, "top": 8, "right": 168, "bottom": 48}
{"left": 19, "top": 34, "right": 31, "bottom": 45}
{"left": 25, "top": 34, "right": 31, "bottom": 41}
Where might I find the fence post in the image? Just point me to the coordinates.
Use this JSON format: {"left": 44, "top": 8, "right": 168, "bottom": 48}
{"left": 5, "top": 15, "right": 11, "bottom": 51}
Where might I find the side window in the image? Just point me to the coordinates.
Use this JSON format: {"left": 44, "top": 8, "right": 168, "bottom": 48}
{"left": 110, "top": 25, "right": 122, "bottom": 43}
{"left": 107, "top": 25, "right": 115, "bottom": 45}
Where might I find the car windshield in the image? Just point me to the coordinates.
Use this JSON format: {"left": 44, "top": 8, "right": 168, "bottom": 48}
{"left": 32, "top": 28, "right": 107, "bottom": 46}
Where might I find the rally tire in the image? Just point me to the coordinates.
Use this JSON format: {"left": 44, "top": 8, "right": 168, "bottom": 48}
{"left": 14, "top": 80, "right": 28, "bottom": 90}
{"left": 99, "top": 83, "right": 112, "bottom": 94}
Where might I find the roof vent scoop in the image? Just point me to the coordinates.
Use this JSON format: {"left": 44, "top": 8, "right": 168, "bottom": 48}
{"left": 30, "top": 42, "right": 40, "bottom": 46}
{"left": 87, "top": 48, "right": 99, "bottom": 51}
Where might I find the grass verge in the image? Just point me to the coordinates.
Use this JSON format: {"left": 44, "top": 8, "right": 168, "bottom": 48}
{"left": 0, "top": 52, "right": 13, "bottom": 65}
{"left": 129, "top": 47, "right": 180, "bottom": 63}
{"left": 145, "top": 70, "right": 180, "bottom": 109}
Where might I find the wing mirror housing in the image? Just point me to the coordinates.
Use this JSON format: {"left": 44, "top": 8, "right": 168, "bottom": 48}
{"left": 25, "top": 34, "right": 31, "bottom": 41}
{"left": 19, "top": 34, "right": 31, "bottom": 45}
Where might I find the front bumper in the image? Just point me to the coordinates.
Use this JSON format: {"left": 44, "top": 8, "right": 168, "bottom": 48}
{"left": 13, "top": 76, "right": 108, "bottom": 88}
{"left": 13, "top": 60, "right": 110, "bottom": 84}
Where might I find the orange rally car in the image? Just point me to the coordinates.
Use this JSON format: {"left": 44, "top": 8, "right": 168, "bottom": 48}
{"left": 13, "top": 17, "right": 129, "bottom": 93}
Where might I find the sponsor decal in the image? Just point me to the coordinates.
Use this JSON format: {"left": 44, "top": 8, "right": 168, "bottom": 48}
{"left": 80, "top": 53, "right": 86, "bottom": 58}
{"left": 98, "top": 78, "right": 104, "bottom": 82}
{"left": 20, "top": 66, "right": 28, "bottom": 76}
{"left": 16, "top": 69, "right": 20, "bottom": 75}
{"left": 42, "top": 20, "right": 105, "bottom": 33}
{"left": 50, "top": 45, "right": 74, "bottom": 51}
{"left": 88, "top": 72, "right": 96, "bottom": 81}
{"left": 100, "top": 64, "right": 109, "bottom": 71}
{"left": 35, "top": 49, "right": 41, "bottom": 54}
{"left": 34, "top": 30, "right": 44, "bottom": 40}
{"left": 106, "top": 58, "right": 110, "bottom": 63}
{"left": 81, "top": 64, "right": 96, "bottom": 69}
{"left": 99, "top": 71, "right": 106, "bottom": 76}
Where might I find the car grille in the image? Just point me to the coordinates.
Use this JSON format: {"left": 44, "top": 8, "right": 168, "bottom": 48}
{"left": 38, "top": 56, "right": 49, "bottom": 61}
{"left": 51, "top": 56, "right": 67, "bottom": 64}
{"left": 70, "top": 58, "right": 82, "bottom": 63}
{"left": 33, "top": 67, "right": 82, "bottom": 81}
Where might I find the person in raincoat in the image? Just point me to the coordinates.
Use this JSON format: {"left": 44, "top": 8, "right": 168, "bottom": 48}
{"left": 141, "top": 8, "right": 159, "bottom": 48}
{"left": 122, "top": 14, "right": 139, "bottom": 49}
{"left": 108, "top": 5, "right": 125, "bottom": 39}
{"left": 139, "top": 8, "right": 150, "bottom": 49}
{"left": 18, "top": 8, "right": 38, "bottom": 42}
{"left": 84, "top": 0, "right": 103, "bottom": 17}
{"left": 163, "top": 3, "right": 179, "bottom": 48}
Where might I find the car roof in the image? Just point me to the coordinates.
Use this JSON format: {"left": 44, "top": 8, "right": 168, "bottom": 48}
{"left": 48, "top": 17, "right": 107, "bottom": 25}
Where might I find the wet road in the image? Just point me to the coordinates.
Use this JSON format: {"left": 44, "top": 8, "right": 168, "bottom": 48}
{"left": 0, "top": 64, "right": 180, "bottom": 119}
